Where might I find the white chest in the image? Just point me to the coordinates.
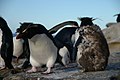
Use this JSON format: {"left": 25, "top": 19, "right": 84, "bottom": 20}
{"left": 28, "top": 34, "right": 57, "bottom": 66}
{"left": 0, "top": 29, "right": 5, "bottom": 68}
{"left": 13, "top": 36, "right": 23, "bottom": 57}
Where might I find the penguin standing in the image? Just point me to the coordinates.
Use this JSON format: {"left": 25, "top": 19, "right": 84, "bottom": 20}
{"left": 114, "top": 13, "right": 120, "bottom": 23}
{"left": 16, "top": 21, "right": 78, "bottom": 68}
{"left": 75, "top": 17, "right": 110, "bottom": 72}
{"left": 13, "top": 33, "right": 23, "bottom": 62}
{"left": 0, "top": 17, "right": 16, "bottom": 73}
{"left": 16, "top": 23, "right": 57, "bottom": 74}
{"left": 49, "top": 21, "right": 79, "bottom": 62}
{"left": 16, "top": 24, "right": 31, "bottom": 69}
{"left": 0, "top": 29, "right": 5, "bottom": 68}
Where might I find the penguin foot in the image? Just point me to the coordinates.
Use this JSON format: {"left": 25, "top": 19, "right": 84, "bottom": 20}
{"left": 27, "top": 67, "right": 37, "bottom": 73}
{"left": 42, "top": 67, "right": 51, "bottom": 74}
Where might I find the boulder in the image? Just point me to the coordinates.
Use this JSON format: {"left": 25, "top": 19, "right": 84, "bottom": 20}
{"left": 103, "top": 23, "right": 120, "bottom": 53}
{"left": 106, "top": 22, "right": 116, "bottom": 27}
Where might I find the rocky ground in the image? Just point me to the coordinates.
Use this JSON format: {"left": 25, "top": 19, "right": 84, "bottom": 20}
{"left": 0, "top": 52, "right": 120, "bottom": 80}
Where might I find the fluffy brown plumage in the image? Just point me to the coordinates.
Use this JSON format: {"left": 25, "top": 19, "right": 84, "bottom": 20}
{"left": 76, "top": 25, "right": 110, "bottom": 72}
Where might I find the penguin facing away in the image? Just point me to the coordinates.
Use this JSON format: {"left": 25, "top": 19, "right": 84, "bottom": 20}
{"left": 49, "top": 21, "right": 79, "bottom": 62}
{"left": 78, "top": 17, "right": 94, "bottom": 27}
{"left": 0, "top": 17, "right": 16, "bottom": 74}
{"left": 75, "top": 17, "right": 110, "bottom": 72}
{"left": 16, "top": 23, "right": 57, "bottom": 74}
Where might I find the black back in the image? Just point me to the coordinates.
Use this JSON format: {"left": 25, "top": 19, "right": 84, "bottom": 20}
{"left": 54, "top": 27, "right": 77, "bottom": 62}
{"left": 0, "top": 17, "right": 14, "bottom": 71}
{"left": 116, "top": 14, "right": 120, "bottom": 22}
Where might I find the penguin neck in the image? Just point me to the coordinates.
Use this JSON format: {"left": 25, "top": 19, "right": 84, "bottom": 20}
{"left": 80, "top": 21, "right": 93, "bottom": 27}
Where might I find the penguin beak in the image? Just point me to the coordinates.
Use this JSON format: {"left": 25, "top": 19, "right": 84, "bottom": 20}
{"left": 16, "top": 34, "right": 24, "bottom": 39}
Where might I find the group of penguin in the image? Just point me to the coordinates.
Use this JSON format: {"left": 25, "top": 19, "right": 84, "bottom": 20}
{"left": 1, "top": 14, "right": 119, "bottom": 74}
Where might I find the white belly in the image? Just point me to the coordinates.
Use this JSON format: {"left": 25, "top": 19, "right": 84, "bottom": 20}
{"left": 0, "top": 29, "right": 5, "bottom": 68}
{"left": 29, "top": 34, "right": 57, "bottom": 67}
{"left": 13, "top": 37, "right": 23, "bottom": 57}
{"left": 0, "top": 55, "right": 5, "bottom": 68}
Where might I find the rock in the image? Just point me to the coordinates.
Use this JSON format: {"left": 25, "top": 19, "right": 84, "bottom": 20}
{"left": 3, "top": 75, "right": 25, "bottom": 80}
{"left": 76, "top": 25, "right": 110, "bottom": 72}
{"left": 103, "top": 23, "right": 120, "bottom": 54}
{"left": 106, "top": 22, "right": 116, "bottom": 27}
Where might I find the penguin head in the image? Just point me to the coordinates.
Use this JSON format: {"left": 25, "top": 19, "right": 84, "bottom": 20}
{"left": 16, "top": 23, "right": 47, "bottom": 39}
{"left": 113, "top": 13, "right": 120, "bottom": 17}
{"left": 78, "top": 17, "right": 95, "bottom": 27}
{"left": 0, "top": 17, "right": 8, "bottom": 29}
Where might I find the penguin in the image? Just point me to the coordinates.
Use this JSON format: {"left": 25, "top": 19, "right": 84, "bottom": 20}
{"left": 13, "top": 33, "right": 23, "bottom": 63}
{"left": 75, "top": 17, "right": 110, "bottom": 72}
{"left": 16, "top": 23, "right": 58, "bottom": 74}
{"left": 49, "top": 21, "right": 79, "bottom": 62}
{"left": 0, "top": 17, "right": 16, "bottom": 74}
{"left": 16, "top": 24, "right": 31, "bottom": 69}
{"left": 53, "top": 37, "right": 70, "bottom": 66}
{"left": 0, "top": 29, "right": 5, "bottom": 69}
{"left": 16, "top": 21, "right": 78, "bottom": 68}
{"left": 114, "top": 13, "right": 120, "bottom": 23}
{"left": 54, "top": 27, "right": 78, "bottom": 62}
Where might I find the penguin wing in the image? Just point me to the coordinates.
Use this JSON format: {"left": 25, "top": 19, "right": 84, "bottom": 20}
{"left": 48, "top": 21, "right": 78, "bottom": 34}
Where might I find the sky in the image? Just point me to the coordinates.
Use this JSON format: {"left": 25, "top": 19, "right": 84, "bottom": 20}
{"left": 0, "top": 0, "right": 120, "bottom": 32}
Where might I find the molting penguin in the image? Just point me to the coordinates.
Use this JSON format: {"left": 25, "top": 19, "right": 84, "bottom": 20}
{"left": 0, "top": 17, "right": 16, "bottom": 74}
{"left": 75, "top": 17, "right": 110, "bottom": 72}
{"left": 49, "top": 21, "right": 79, "bottom": 62}
{"left": 78, "top": 17, "right": 94, "bottom": 27}
{"left": 16, "top": 23, "right": 57, "bottom": 74}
